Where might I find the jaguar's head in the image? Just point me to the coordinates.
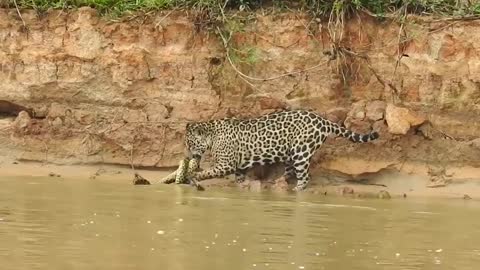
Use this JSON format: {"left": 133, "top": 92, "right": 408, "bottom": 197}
{"left": 185, "top": 122, "right": 212, "bottom": 160}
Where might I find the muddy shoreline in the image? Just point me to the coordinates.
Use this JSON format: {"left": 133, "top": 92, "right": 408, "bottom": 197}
{"left": 0, "top": 8, "right": 479, "bottom": 200}
{"left": 2, "top": 158, "right": 478, "bottom": 201}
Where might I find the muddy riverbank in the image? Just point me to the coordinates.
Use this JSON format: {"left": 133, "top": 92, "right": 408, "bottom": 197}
{"left": 1, "top": 7, "right": 479, "bottom": 196}
{"left": 1, "top": 158, "right": 478, "bottom": 200}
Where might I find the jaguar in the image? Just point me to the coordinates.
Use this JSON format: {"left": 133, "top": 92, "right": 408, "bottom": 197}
{"left": 184, "top": 109, "right": 379, "bottom": 191}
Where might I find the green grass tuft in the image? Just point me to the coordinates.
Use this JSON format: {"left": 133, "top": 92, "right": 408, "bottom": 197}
{"left": 2, "top": 0, "right": 480, "bottom": 18}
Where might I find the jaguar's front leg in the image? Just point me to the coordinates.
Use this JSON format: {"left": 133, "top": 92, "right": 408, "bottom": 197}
{"left": 188, "top": 159, "right": 236, "bottom": 189}
{"left": 234, "top": 169, "right": 247, "bottom": 183}
{"left": 187, "top": 151, "right": 236, "bottom": 190}
{"left": 190, "top": 164, "right": 236, "bottom": 182}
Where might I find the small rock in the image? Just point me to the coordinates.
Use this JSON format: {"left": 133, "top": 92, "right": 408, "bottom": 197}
{"left": 463, "top": 194, "right": 472, "bottom": 200}
{"left": 366, "top": 100, "right": 386, "bottom": 121}
{"left": 385, "top": 103, "right": 426, "bottom": 135}
{"left": 468, "top": 138, "right": 480, "bottom": 150}
{"left": 257, "top": 96, "right": 288, "bottom": 110}
{"left": 51, "top": 117, "right": 63, "bottom": 128}
{"left": 356, "top": 192, "right": 378, "bottom": 199}
{"left": 349, "top": 100, "right": 367, "bottom": 120}
{"left": 344, "top": 118, "right": 372, "bottom": 134}
{"left": 238, "top": 179, "right": 251, "bottom": 189}
{"left": 372, "top": 120, "right": 391, "bottom": 141}
{"left": 145, "top": 103, "right": 169, "bottom": 122}
{"left": 73, "top": 110, "right": 95, "bottom": 125}
{"left": 338, "top": 186, "right": 354, "bottom": 195}
{"left": 32, "top": 105, "right": 48, "bottom": 118}
{"left": 325, "top": 108, "right": 349, "bottom": 124}
{"left": 47, "top": 103, "right": 70, "bottom": 119}
{"left": 417, "top": 122, "right": 435, "bottom": 140}
{"left": 122, "top": 109, "right": 147, "bottom": 123}
{"left": 344, "top": 101, "right": 368, "bottom": 132}
{"left": 272, "top": 176, "right": 289, "bottom": 192}
{"left": 13, "top": 111, "right": 31, "bottom": 131}
{"left": 377, "top": 190, "right": 391, "bottom": 199}
{"left": 427, "top": 182, "right": 447, "bottom": 188}
{"left": 354, "top": 111, "right": 366, "bottom": 119}
{"left": 428, "top": 166, "right": 446, "bottom": 177}
{"left": 393, "top": 144, "right": 402, "bottom": 152}
{"left": 249, "top": 180, "right": 262, "bottom": 192}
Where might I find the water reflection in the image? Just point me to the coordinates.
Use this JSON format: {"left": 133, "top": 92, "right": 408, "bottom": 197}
{"left": 1, "top": 176, "right": 480, "bottom": 270}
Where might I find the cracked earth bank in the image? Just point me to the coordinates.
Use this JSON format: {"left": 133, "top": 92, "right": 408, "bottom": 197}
{"left": 0, "top": 8, "right": 479, "bottom": 198}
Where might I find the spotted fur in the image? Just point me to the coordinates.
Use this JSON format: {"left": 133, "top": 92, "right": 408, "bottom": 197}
{"left": 161, "top": 158, "right": 199, "bottom": 184}
{"left": 185, "top": 109, "right": 379, "bottom": 191}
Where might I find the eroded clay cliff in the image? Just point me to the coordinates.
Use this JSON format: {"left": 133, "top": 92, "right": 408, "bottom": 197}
{"left": 0, "top": 7, "right": 479, "bottom": 178}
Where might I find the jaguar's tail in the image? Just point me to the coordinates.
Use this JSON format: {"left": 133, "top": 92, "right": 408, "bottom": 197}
{"left": 326, "top": 120, "right": 379, "bottom": 143}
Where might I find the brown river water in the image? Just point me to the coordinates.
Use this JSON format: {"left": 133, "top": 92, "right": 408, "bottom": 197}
{"left": 1, "top": 176, "right": 480, "bottom": 270}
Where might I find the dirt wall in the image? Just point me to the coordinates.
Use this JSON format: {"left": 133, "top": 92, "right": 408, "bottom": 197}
{"left": 0, "top": 7, "right": 479, "bottom": 179}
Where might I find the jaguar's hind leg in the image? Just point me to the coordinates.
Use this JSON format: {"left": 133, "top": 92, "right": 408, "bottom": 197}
{"left": 290, "top": 146, "right": 315, "bottom": 191}
{"left": 293, "top": 163, "right": 311, "bottom": 191}
{"left": 283, "top": 158, "right": 295, "bottom": 179}
{"left": 293, "top": 174, "right": 310, "bottom": 191}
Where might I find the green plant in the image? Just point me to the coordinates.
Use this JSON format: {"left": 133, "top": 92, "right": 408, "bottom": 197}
{"left": 230, "top": 46, "right": 260, "bottom": 66}
{"left": 5, "top": 1, "right": 480, "bottom": 18}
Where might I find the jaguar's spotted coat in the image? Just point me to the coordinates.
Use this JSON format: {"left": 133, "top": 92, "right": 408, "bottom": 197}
{"left": 184, "top": 110, "right": 379, "bottom": 191}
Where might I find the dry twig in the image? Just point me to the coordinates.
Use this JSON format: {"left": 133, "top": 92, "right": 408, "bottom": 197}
{"left": 393, "top": 7, "right": 408, "bottom": 77}
{"left": 13, "top": 0, "right": 28, "bottom": 36}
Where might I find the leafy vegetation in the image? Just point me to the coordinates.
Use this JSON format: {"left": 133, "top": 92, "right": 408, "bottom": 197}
{"left": 315, "top": 0, "right": 480, "bottom": 17}
{"left": 2, "top": 0, "right": 480, "bottom": 18}
{"left": 229, "top": 46, "right": 260, "bottom": 66}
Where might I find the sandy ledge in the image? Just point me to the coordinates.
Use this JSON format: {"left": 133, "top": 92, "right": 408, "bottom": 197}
{"left": 1, "top": 157, "right": 479, "bottom": 201}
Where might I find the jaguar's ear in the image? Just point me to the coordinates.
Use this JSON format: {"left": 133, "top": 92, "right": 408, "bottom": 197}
{"left": 186, "top": 123, "right": 205, "bottom": 136}
{"left": 186, "top": 123, "right": 197, "bottom": 132}
{"left": 192, "top": 126, "right": 203, "bottom": 136}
